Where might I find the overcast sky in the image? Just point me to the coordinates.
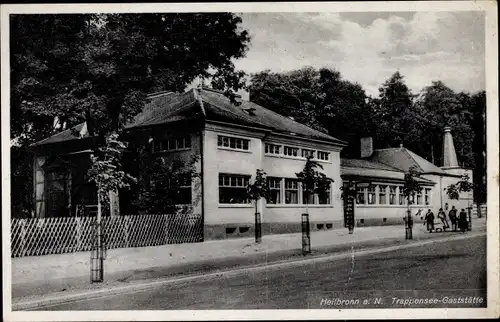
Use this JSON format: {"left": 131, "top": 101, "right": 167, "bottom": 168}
{"left": 234, "top": 11, "right": 485, "bottom": 97}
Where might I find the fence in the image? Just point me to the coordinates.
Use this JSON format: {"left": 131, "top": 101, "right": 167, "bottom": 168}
{"left": 10, "top": 213, "right": 203, "bottom": 257}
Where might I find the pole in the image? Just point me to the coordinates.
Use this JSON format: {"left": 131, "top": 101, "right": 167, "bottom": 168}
{"left": 255, "top": 211, "right": 262, "bottom": 243}
{"left": 301, "top": 213, "right": 311, "bottom": 255}
{"left": 97, "top": 191, "right": 104, "bottom": 281}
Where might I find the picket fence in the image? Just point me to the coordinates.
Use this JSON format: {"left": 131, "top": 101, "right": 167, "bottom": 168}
{"left": 10, "top": 213, "right": 203, "bottom": 257}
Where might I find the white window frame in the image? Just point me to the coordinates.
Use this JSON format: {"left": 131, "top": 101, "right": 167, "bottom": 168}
{"left": 218, "top": 173, "right": 251, "bottom": 205}
{"left": 217, "top": 135, "right": 250, "bottom": 152}
{"left": 267, "top": 177, "right": 282, "bottom": 204}
{"left": 367, "top": 185, "right": 376, "bottom": 204}
{"left": 283, "top": 146, "right": 299, "bottom": 157}
{"left": 389, "top": 186, "right": 397, "bottom": 205}
{"left": 316, "top": 151, "right": 330, "bottom": 161}
{"left": 424, "top": 188, "right": 431, "bottom": 205}
{"left": 379, "top": 185, "right": 387, "bottom": 205}
{"left": 284, "top": 178, "right": 299, "bottom": 204}
{"left": 265, "top": 143, "right": 281, "bottom": 155}
{"left": 301, "top": 148, "right": 315, "bottom": 159}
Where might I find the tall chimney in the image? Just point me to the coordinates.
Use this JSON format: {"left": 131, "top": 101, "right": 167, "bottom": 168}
{"left": 441, "top": 126, "right": 459, "bottom": 168}
{"left": 360, "top": 137, "right": 374, "bottom": 158}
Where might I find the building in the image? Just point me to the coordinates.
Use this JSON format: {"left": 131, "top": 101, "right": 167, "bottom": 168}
{"left": 29, "top": 88, "right": 473, "bottom": 240}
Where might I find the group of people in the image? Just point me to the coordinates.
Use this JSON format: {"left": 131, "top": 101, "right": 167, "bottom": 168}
{"left": 424, "top": 206, "right": 469, "bottom": 233}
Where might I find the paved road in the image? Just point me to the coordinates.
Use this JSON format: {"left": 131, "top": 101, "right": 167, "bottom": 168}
{"left": 36, "top": 235, "right": 486, "bottom": 310}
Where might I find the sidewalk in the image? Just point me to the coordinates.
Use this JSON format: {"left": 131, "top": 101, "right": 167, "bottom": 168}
{"left": 11, "top": 217, "right": 487, "bottom": 301}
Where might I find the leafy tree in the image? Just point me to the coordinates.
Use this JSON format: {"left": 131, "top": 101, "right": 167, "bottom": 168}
{"left": 296, "top": 156, "right": 333, "bottom": 214}
{"left": 414, "top": 81, "right": 474, "bottom": 167}
{"left": 373, "top": 71, "right": 417, "bottom": 149}
{"left": 11, "top": 13, "right": 251, "bottom": 215}
{"left": 403, "top": 166, "right": 423, "bottom": 239}
{"left": 248, "top": 67, "right": 375, "bottom": 157}
{"left": 444, "top": 173, "right": 474, "bottom": 202}
{"left": 246, "top": 169, "right": 270, "bottom": 243}
{"left": 129, "top": 148, "right": 200, "bottom": 215}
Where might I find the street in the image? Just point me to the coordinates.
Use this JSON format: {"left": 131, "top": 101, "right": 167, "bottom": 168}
{"left": 33, "top": 234, "right": 486, "bottom": 310}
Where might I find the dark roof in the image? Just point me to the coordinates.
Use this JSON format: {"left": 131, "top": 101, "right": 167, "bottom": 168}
{"left": 341, "top": 158, "right": 401, "bottom": 172}
{"left": 340, "top": 158, "right": 435, "bottom": 185}
{"left": 370, "top": 147, "right": 446, "bottom": 174}
{"left": 31, "top": 123, "right": 88, "bottom": 147}
{"left": 34, "top": 88, "right": 346, "bottom": 147}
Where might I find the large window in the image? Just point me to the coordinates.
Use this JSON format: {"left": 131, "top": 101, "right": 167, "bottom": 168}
{"left": 219, "top": 174, "right": 250, "bottom": 204}
{"left": 389, "top": 186, "right": 397, "bottom": 205}
{"left": 379, "top": 185, "right": 387, "bottom": 204}
{"left": 398, "top": 186, "right": 405, "bottom": 205}
{"left": 285, "top": 179, "right": 299, "bottom": 204}
{"left": 267, "top": 177, "right": 282, "bottom": 204}
{"left": 356, "top": 187, "right": 366, "bottom": 204}
{"left": 316, "top": 151, "right": 330, "bottom": 161}
{"left": 318, "top": 184, "right": 331, "bottom": 205}
{"left": 265, "top": 143, "right": 281, "bottom": 155}
{"left": 153, "top": 136, "right": 191, "bottom": 152}
{"left": 283, "top": 146, "right": 299, "bottom": 157}
{"left": 367, "top": 186, "right": 376, "bottom": 204}
{"left": 302, "top": 185, "right": 316, "bottom": 205}
{"left": 218, "top": 136, "right": 249, "bottom": 151}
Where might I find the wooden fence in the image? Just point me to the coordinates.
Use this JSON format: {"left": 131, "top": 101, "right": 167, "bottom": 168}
{"left": 10, "top": 213, "right": 203, "bottom": 257}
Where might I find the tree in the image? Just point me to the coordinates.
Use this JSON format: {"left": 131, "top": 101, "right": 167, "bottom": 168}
{"left": 296, "top": 155, "right": 333, "bottom": 214}
{"left": 128, "top": 147, "right": 200, "bottom": 215}
{"left": 403, "top": 166, "right": 423, "bottom": 239}
{"left": 444, "top": 173, "right": 474, "bottom": 202}
{"left": 246, "top": 169, "right": 270, "bottom": 243}
{"left": 374, "top": 71, "right": 417, "bottom": 149}
{"left": 11, "top": 13, "right": 251, "bottom": 215}
{"left": 248, "top": 67, "right": 375, "bottom": 158}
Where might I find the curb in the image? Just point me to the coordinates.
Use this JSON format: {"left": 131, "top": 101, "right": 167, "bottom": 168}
{"left": 12, "top": 231, "right": 486, "bottom": 311}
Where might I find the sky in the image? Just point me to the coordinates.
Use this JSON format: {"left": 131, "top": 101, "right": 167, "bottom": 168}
{"left": 233, "top": 11, "right": 485, "bottom": 98}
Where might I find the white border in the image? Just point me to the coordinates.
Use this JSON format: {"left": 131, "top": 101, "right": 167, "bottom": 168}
{"left": 2, "top": 1, "right": 499, "bottom": 320}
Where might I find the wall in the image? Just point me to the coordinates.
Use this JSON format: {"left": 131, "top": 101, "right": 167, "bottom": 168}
{"left": 202, "top": 123, "right": 344, "bottom": 239}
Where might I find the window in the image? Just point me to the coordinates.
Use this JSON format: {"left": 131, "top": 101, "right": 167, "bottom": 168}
{"left": 284, "top": 146, "right": 299, "bottom": 157}
{"left": 356, "top": 187, "right": 366, "bottom": 204}
{"left": 301, "top": 149, "right": 315, "bottom": 158}
{"left": 153, "top": 136, "right": 191, "bottom": 152}
{"left": 218, "top": 136, "right": 249, "bottom": 151}
{"left": 367, "top": 186, "right": 376, "bottom": 204}
{"left": 219, "top": 174, "right": 251, "bottom": 204}
{"left": 389, "top": 186, "right": 397, "bottom": 205}
{"left": 416, "top": 190, "right": 423, "bottom": 205}
{"left": 302, "top": 184, "right": 316, "bottom": 205}
{"left": 316, "top": 151, "right": 330, "bottom": 161}
{"left": 409, "top": 192, "right": 415, "bottom": 205}
{"left": 425, "top": 188, "right": 431, "bottom": 205}
{"left": 398, "top": 186, "right": 405, "bottom": 205}
{"left": 265, "top": 143, "right": 281, "bottom": 155}
{"left": 379, "top": 185, "right": 387, "bottom": 204}
{"left": 285, "top": 179, "right": 299, "bottom": 204}
{"left": 318, "top": 184, "right": 331, "bottom": 205}
{"left": 267, "top": 177, "right": 282, "bottom": 204}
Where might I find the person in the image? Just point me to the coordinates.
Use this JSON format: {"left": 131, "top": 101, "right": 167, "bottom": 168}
{"left": 424, "top": 209, "right": 435, "bottom": 232}
{"left": 437, "top": 208, "right": 449, "bottom": 231}
{"left": 459, "top": 208, "right": 468, "bottom": 233}
{"left": 448, "top": 206, "right": 458, "bottom": 231}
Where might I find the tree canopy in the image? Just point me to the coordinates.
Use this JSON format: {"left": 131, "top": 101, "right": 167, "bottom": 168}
{"left": 11, "top": 13, "right": 251, "bottom": 144}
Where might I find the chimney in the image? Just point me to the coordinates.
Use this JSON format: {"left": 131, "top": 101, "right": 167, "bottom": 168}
{"left": 441, "top": 126, "right": 459, "bottom": 168}
{"left": 360, "top": 137, "right": 374, "bottom": 158}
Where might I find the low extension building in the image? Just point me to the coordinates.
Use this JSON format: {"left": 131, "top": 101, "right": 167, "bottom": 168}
{"left": 29, "top": 88, "right": 473, "bottom": 240}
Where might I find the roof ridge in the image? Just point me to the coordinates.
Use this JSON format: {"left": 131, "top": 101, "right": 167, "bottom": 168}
{"left": 401, "top": 147, "right": 424, "bottom": 172}
{"left": 193, "top": 88, "right": 206, "bottom": 116}
{"left": 31, "top": 123, "right": 85, "bottom": 147}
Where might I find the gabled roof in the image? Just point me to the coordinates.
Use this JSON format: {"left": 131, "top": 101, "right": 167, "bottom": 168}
{"left": 370, "top": 147, "right": 446, "bottom": 174}
{"left": 33, "top": 88, "right": 346, "bottom": 147}
{"left": 31, "top": 123, "right": 88, "bottom": 147}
